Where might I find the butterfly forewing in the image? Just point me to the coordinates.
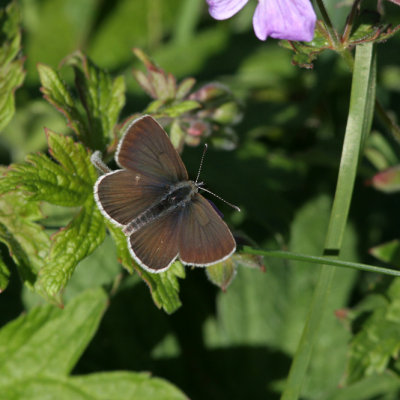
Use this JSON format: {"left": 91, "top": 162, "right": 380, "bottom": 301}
{"left": 128, "top": 208, "right": 181, "bottom": 272}
{"left": 117, "top": 116, "right": 188, "bottom": 184}
{"left": 94, "top": 169, "right": 167, "bottom": 226}
{"left": 178, "top": 194, "right": 236, "bottom": 266}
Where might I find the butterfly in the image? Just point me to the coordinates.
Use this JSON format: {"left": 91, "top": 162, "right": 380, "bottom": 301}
{"left": 93, "top": 115, "right": 236, "bottom": 273}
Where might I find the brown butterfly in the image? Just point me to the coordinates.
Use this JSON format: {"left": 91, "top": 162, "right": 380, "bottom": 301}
{"left": 93, "top": 115, "right": 237, "bottom": 273}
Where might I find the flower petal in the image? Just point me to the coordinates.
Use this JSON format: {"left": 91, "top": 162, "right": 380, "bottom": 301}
{"left": 253, "top": 0, "right": 316, "bottom": 41}
{"left": 206, "top": 0, "right": 249, "bottom": 20}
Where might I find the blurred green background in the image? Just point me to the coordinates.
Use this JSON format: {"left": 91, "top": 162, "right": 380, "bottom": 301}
{"left": 1, "top": 0, "right": 400, "bottom": 399}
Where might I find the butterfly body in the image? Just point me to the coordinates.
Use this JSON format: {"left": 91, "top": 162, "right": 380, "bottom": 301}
{"left": 123, "top": 180, "right": 198, "bottom": 236}
{"left": 94, "top": 115, "right": 236, "bottom": 273}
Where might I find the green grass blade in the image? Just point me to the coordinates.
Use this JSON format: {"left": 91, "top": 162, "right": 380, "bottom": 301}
{"left": 280, "top": 42, "right": 377, "bottom": 400}
{"left": 173, "top": 0, "right": 203, "bottom": 45}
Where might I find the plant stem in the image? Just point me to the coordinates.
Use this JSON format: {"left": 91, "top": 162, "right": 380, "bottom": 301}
{"left": 244, "top": 248, "right": 400, "bottom": 277}
{"left": 280, "top": 42, "right": 376, "bottom": 400}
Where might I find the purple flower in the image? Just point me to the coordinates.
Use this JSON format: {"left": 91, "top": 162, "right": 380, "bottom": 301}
{"left": 206, "top": 0, "right": 317, "bottom": 42}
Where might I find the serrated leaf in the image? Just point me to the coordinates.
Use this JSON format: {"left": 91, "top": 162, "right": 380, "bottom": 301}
{"left": 345, "top": 278, "right": 400, "bottom": 384}
{"left": 0, "top": 288, "right": 107, "bottom": 385}
{"left": 106, "top": 223, "right": 184, "bottom": 314}
{"left": 348, "top": 11, "right": 400, "bottom": 45}
{"left": 68, "top": 51, "right": 126, "bottom": 150}
{"left": 106, "top": 222, "right": 134, "bottom": 274}
{"left": 138, "top": 263, "right": 185, "bottom": 314}
{"left": 37, "top": 63, "right": 85, "bottom": 136}
{"left": 349, "top": 11, "right": 382, "bottom": 43}
{"left": 0, "top": 190, "right": 50, "bottom": 287}
{"left": 36, "top": 198, "right": 106, "bottom": 300}
{"left": 0, "top": 130, "right": 94, "bottom": 207}
{"left": 38, "top": 53, "right": 126, "bottom": 150}
{"left": 370, "top": 239, "right": 400, "bottom": 267}
{"left": 0, "top": 0, "right": 25, "bottom": 132}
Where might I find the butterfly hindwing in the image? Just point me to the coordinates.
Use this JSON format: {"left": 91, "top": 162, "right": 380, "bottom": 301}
{"left": 178, "top": 194, "right": 236, "bottom": 266}
{"left": 128, "top": 208, "right": 181, "bottom": 272}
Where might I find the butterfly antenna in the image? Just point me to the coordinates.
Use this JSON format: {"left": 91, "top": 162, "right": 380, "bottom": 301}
{"left": 199, "top": 186, "right": 241, "bottom": 212}
{"left": 195, "top": 143, "right": 208, "bottom": 184}
{"left": 91, "top": 151, "right": 111, "bottom": 174}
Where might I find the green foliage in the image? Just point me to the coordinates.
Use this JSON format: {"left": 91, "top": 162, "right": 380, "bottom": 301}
{"left": 0, "top": 188, "right": 50, "bottom": 289}
{"left": 345, "top": 279, "right": 400, "bottom": 384}
{"left": 370, "top": 240, "right": 400, "bottom": 267}
{"left": 0, "top": 288, "right": 187, "bottom": 399}
{"left": 0, "top": 129, "right": 105, "bottom": 301}
{"left": 0, "top": 130, "right": 94, "bottom": 206}
{"left": 0, "top": 0, "right": 25, "bottom": 132}
{"left": 0, "top": 52, "right": 192, "bottom": 311}
{"left": 38, "top": 53, "right": 126, "bottom": 150}
{"left": 36, "top": 198, "right": 106, "bottom": 301}
{"left": 1, "top": 1, "right": 400, "bottom": 399}
{"left": 107, "top": 222, "right": 185, "bottom": 314}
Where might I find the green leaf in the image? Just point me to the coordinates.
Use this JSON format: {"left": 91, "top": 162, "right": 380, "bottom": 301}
{"left": 0, "top": 0, "right": 25, "bottom": 131}
{"left": 139, "top": 263, "right": 185, "bottom": 314}
{"left": 345, "top": 278, "right": 400, "bottom": 384}
{"left": 203, "top": 195, "right": 358, "bottom": 399}
{"left": 36, "top": 198, "right": 106, "bottom": 301}
{"left": 2, "top": 372, "right": 188, "bottom": 400}
{"left": 0, "top": 130, "right": 94, "bottom": 206}
{"left": 206, "top": 252, "right": 264, "bottom": 291}
{"left": 0, "top": 132, "right": 106, "bottom": 298}
{"left": 69, "top": 372, "right": 188, "bottom": 400}
{"left": 364, "top": 131, "right": 400, "bottom": 170}
{"left": 349, "top": 12, "right": 400, "bottom": 45}
{"left": 205, "top": 258, "right": 237, "bottom": 291}
{"left": 0, "top": 190, "right": 50, "bottom": 287}
{"left": 68, "top": 51, "right": 126, "bottom": 150}
{"left": 0, "top": 288, "right": 108, "bottom": 385}
{"left": 38, "top": 53, "right": 126, "bottom": 150}
{"left": 106, "top": 223, "right": 184, "bottom": 314}
{"left": 175, "top": 77, "right": 196, "bottom": 99}
{"left": 370, "top": 239, "right": 400, "bottom": 267}
{"left": 0, "top": 287, "right": 187, "bottom": 399}
{"left": 37, "top": 63, "right": 85, "bottom": 136}
{"left": 159, "top": 100, "right": 200, "bottom": 117}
